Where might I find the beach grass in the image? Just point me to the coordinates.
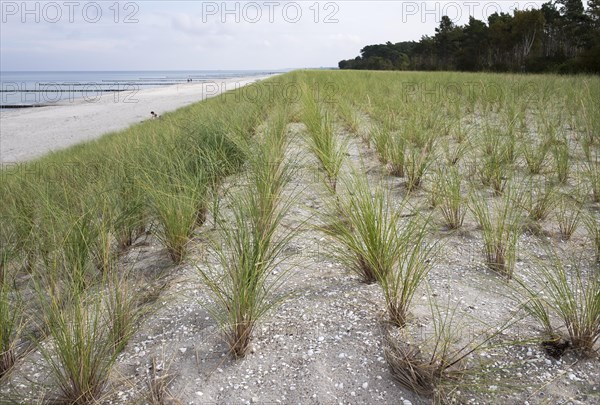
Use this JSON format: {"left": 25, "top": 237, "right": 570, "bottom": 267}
{"left": 322, "top": 170, "right": 404, "bottom": 284}
{"left": 196, "top": 107, "right": 297, "bottom": 358}
{"left": 516, "top": 250, "right": 600, "bottom": 355}
{"left": 1, "top": 70, "right": 600, "bottom": 402}
{"left": 0, "top": 75, "right": 290, "bottom": 399}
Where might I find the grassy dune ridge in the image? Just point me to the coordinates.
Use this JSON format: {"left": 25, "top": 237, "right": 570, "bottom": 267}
{"left": 0, "top": 75, "right": 290, "bottom": 401}
{"left": 1, "top": 70, "right": 599, "bottom": 403}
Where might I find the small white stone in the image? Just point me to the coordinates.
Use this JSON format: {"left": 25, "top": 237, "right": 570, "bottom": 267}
{"left": 362, "top": 382, "right": 368, "bottom": 389}
{"left": 351, "top": 391, "right": 356, "bottom": 396}
{"left": 196, "top": 392, "right": 203, "bottom": 396}
{"left": 179, "top": 348, "right": 187, "bottom": 354}
{"left": 338, "top": 353, "right": 346, "bottom": 358}
{"left": 252, "top": 398, "right": 259, "bottom": 403}
{"left": 318, "top": 336, "right": 325, "bottom": 342}
{"left": 307, "top": 350, "right": 314, "bottom": 356}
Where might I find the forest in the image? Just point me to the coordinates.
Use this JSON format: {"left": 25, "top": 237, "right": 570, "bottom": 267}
{"left": 338, "top": 0, "right": 600, "bottom": 73}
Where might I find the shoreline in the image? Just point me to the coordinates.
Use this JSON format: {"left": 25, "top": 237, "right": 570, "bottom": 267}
{"left": 0, "top": 74, "right": 275, "bottom": 163}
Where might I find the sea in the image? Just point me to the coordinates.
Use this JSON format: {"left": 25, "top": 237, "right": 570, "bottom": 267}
{"left": 0, "top": 70, "right": 285, "bottom": 108}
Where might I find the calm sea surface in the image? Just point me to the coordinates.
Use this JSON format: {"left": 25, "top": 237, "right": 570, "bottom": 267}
{"left": 0, "top": 70, "right": 284, "bottom": 107}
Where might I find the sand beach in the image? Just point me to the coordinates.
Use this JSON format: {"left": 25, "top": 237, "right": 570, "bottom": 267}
{"left": 0, "top": 75, "right": 272, "bottom": 163}
{"left": 1, "top": 71, "right": 598, "bottom": 405}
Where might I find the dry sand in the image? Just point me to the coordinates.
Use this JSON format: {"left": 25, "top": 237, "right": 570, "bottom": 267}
{"left": 1, "top": 103, "right": 598, "bottom": 405}
{"left": 0, "top": 75, "right": 598, "bottom": 404}
{"left": 0, "top": 75, "right": 274, "bottom": 163}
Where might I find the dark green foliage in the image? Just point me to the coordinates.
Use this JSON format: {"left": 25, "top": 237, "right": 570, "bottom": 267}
{"left": 339, "top": 1, "right": 600, "bottom": 74}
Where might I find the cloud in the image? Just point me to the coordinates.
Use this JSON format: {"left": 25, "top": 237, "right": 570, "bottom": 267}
{"left": 327, "top": 33, "right": 362, "bottom": 45}
{"left": 1, "top": 1, "right": 541, "bottom": 70}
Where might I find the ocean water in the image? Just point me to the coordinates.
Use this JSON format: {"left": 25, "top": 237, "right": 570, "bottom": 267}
{"left": 0, "top": 70, "right": 284, "bottom": 107}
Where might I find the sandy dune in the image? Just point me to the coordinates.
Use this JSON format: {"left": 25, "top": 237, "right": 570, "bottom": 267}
{"left": 0, "top": 75, "right": 272, "bottom": 163}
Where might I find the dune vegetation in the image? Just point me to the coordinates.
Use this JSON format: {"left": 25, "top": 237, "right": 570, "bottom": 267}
{"left": 1, "top": 70, "right": 599, "bottom": 403}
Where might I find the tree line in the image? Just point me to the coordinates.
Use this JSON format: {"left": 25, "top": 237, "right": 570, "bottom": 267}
{"left": 339, "top": 0, "right": 600, "bottom": 73}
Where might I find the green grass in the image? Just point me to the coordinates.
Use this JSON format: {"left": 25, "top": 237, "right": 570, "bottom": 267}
{"left": 103, "top": 270, "right": 145, "bottom": 353}
{"left": 556, "top": 192, "right": 582, "bottom": 241}
{"left": 584, "top": 213, "right": 600, "bottom": 263}
{"left": 516, "top": 251, "right": 600, "bottom": 355}
{"left": 322, "top": 171, "right": 404, "bottom": 284}
{"left": 0, "top": 270, "right": 23, "bottom": 380}
{"left": 301, "top": 83, "right": 347, "bottom": 192}
{"left": 104, "top": 164, "right": 147, "bottom": 251}
{"left": 35, "top": 280, "right": 118, "bottom": 403}
{"left": 2, "top": 70, "right": 600, "bottom": 401}
{"left": 380, "top": 215, "right": 435, "bottom": 327}
{"left": 0, "top": 75, "right": 287, "bottom": 395}
{"left": 383, "top": 295, "right": 517, "bottom": 402}
{"left": 552, "top": 136, "right": 570, "bottom": 184}
{"left": 434, "top": 166, "right": 467, "bottom": 230}
{"left": 371, "top": 124, "right": 406, "bottom": 177}
{"left": 584, "top": 152, "right": 600, "bottom": 203}
{"left": 405, "top": 145, "right": 434, "bottom": 192}
{"left": 470, "top": 186, "right": 522, "bottom": 280}
{"left": 476, "top": 127, "right": 514, "bottom": 196}
{"left": 336, "top": 98, "right": 361, "bottom": 135}
{"left": 197, "top": 111, "right": 297, "bottom": 358}
{"left": 371, "top": 124, "right": 390, "bottom": 162}
{"left": 521, "top": 136, "right": 550, "bottom": 175}
{"left": 443, "top": 137, "right": 470, "bottom": 167}
{"left": 0, "top": 219, "right": 17, "bottom": 290}
{"left": 142, "top": 157, "right": 208, "bottom": 264}
{"left": 322, "top": 169, "right": 434, "bottom": 326}
{"left": 522, "top": 179, "right": 557, "bottom": 223}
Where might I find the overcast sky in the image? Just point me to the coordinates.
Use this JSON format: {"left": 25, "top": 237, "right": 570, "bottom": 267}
{"left": 1, "top": 1, "right": 546, "bottom": 71}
